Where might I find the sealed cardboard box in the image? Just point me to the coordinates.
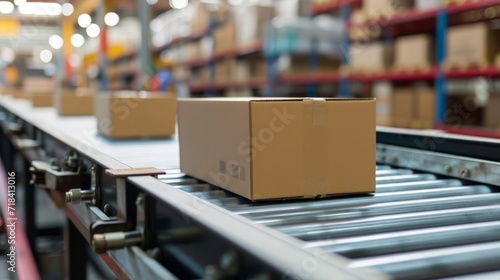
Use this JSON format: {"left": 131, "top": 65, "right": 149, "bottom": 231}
{"left": 394, "top": 34, "right": 433, "bottom": 70}
{"left": 234, "top": 4, "right": 275, "bottom": 46}
{"left": 178, "top": 98, "right": 376, "bottom": 201}
{"left": 415, "top": 88, "right": 435, "bottom": 129}
{"left": 373, "top": 82, "right": 392, "bottom": 126}
{"left": 350, "top": 42, "right": 393, "bottom": 72}
{"left": 483, "top": 93, "right": 500, "bottom": 129}
{"left": 392, "top": 89, "right": 414, "bottom": 128}
{"left": 29, "top": 92, "right": 53, "bottom": 107}
{"left": 95, "top": 92, "right": 176, "bottom": 139}
{"left": 447, "top": 22, "right": 500, "bottom": 67}
{"left": 2, "top": 87, "right": 26, "bottom": 99}
{"left": 56, "top": 91, "right": 95, "bottom": 116}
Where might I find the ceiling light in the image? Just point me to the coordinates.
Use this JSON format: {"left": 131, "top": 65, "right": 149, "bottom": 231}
{"left": 86, "top": 24, "right": 100, "bottom": 38}
{"left": 62, "top": 3, "right": 74, "bottom": 16}
{"left": 40, "top": 49, "right": 52, "bottom": 63}
{"left": 78, "top": 14, "right": 92, "bottom": 28}
{"left": 18, "top": 3, "right": 62, "bottom": 16}
{"left": 70, "top": 34, "right": 85, "bottom": 48}
{"left": 14, "top": 0, "right": 26, "bottom": 5}
{"left": 0, "top": 1, "right": 14, "bottom": 14}
{"left": 104, "top": 12, "right": 119, "bottom": 27}
{"left": 147, "top": 0, "right": 158, "bottom": 5}
{"left": 48, "top": 34, "right": 64, "bottom": 49}
{"left": 0, "top": 48, "right": 15, "bottom": 63}
{"left": 169, "top": 0, "right": 188, "bottom": 9}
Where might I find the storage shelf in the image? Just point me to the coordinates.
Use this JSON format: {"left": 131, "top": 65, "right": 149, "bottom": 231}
{"left": 177, "top": 41, "right": 263, "bottom": 68}
{"left": 349, "top": 8, "right": 438, "bottom": 29}
{"left": 447, "top": 0, "right": 500, "bottom": 15}
{"left": 189, "top": 80, "right": 266, "bottom": 92}
{"left": 438, "top": 124, "right": 500, "bottom": 139}
{"left": 312, "top": 0, "right": 361, "bottom": 15}
{"left": 446, "top": 67, "right": 500, "bottom": 79}
{"left": 279, "top": 72, "right": 342, "bottom": 84}
{"left": 110, "top": 50, "right": 137, "bottom": 63}
{"left": 349, "top": 68, "right": 437, "bottom": 82}
{"left": 152, "top": 28, "right": 209, "bottom": 53}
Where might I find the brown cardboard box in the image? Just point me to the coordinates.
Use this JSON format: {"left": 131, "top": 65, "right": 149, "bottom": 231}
{"left": 394, "top": 34, "right": 433, "bottom": 70}
{"left": 447, "top": 22, "right": 500, "bottom": 67}
{"left": 95, "top": 92, "right": 176, "bottom": 139}
{"left": 363, "top": 0, "right": 413, "bottom": 19}
{"left": 56, "top": 91, "right": 95, "bottom": 116}
{"left": 350, "top": 42, "right": 393, "bottom": 72}
{"left": 29, "top": 93, "right": 53, "bottom": 107}
{"left": 392, "top": 89, "right": 414, "bottom": 128}
{"left": 483, "top": 93, "right": 500, "bottom": 129}
{"left": 234, "top": 4, "right": 275, "bottom": 46}
{"left": 2, "top": 87, "right": 26, "bottom": 99}
{"left": 214, "top": 22, "right": 236, "bottom": 55}
{"left": 373, "top": 82, "right": 392, "bottom": 126}
{"left": 415, "top": 88, "right": 435, "bottom": 129}
{"left": 178, "top": 98, "right": 376, "bottom": 201}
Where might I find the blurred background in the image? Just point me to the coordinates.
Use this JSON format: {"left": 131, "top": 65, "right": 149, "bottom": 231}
{"left": 1, "top": 0, "right": 500, "bottom": 137}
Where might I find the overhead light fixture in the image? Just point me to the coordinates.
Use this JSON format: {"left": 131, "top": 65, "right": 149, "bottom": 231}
{"left": 39, "top": 49, "right": 52, "bottom": 63}
{"left": 18, "top": 3, "right": 62, "bottom": 16}
{"left": 68, "top": 54, "right": 81, "bottom": 68}
{"left": 86, "top": 23, "right": 100, "bottom": 38}
{"left": 150, "top": 18, "right": 163, "bottom": 33}
{"left": 169, "top": 0, "right": 188, "bottom": 9}
{"left": 14, "top": 0, "right": 26, "bottom": 5}
{"left": 0, "top": 48, "right": 15, "bottom": 63}
{"left": 48, "top": 34, "right": 64, "bottom": 49}
{"left": 0, "top": 1, "right": 14, "bottom": 14}
{"left": 62, "top": 3, "right": 74, "bottom": 16}
{"left": 78, "top": 14, "right": 92, "bottom": 28}
{"left": 70, "top": 34, "right": 85, "bottom": 48}
{"left": 104, "top": 12, "right": 120, "bottom": 27}
{"left": 147, "top": 0, "right": 159, "bottom": 5}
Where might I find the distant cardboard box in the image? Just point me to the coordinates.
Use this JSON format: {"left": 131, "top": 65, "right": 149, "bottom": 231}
{"left": 56, "top": 90, "right": 95, "bottom": 116}
{"left": 29, "top": 92, "right": 53, "bottom": 107}
{"left": 95, "top": 92, "right": 176, "bottom": 139}
{"left": 178, "top": 97, "right": 376, "bottom": 201}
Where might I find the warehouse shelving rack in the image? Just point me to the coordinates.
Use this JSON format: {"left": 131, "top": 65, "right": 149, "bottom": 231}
{"left": 313, "top": 0, "right": 500, "bottom": 137}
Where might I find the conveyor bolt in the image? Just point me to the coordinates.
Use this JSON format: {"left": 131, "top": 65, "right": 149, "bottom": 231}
{"left": 92, "top": 231, "right": 142, "bottom": 254}
{"left": 65, "top": 188, "right": 95, "bottom": 204}
{"left": 461, "top": 169, "right": 471, "bottom": 178}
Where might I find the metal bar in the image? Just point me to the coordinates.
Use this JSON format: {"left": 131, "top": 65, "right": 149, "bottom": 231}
{"left": 277, "top": 205, "right": 500, "bottom": 240}
{"left": 253, "top": 193, "right": 500, "bottom": 227}
{"left": 64, "top": 218, "right": 87, "bottom": 280}
{"left": 231, "top": 186, "right": 492, "bottom": 215}
{"left": 350, "top": 241, "right": 500, "bottom": 280}
{"left": 137, "top": 0, "right": 152, "bottom": 91}
{"left": 315, "top": 220, "right": 500, "bottom": 258}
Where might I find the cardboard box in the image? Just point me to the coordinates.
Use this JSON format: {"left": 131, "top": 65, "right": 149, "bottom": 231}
{"left": 234, "top": 4, "right": 275, "bottom": 47}
{"left": 447, "top": 22, "right": 500, "bottom": 67}
{"left": 392, "top": 89, "right": 414, "bottom": 127}
{"left": 394, "top": 34, "right": 433, "bottom": 70}
{"left": 95, "top": 92, "right": 176, "bottom": 139}
{"left": 178, "top": 98, "right": 376, "bottom": 201}
{"left": 363, "top": 0, "right": 413, "bottom": 19}
{"left": 56, "top": 91, "right": 95, "bottom": 116}
{"left": 484, "top": 93, "right": 500, "bottom": 129}
{"left": 416, "top": 0, "right": 442, "bottom": 10}
{"left": 415, "top": 88, "right": 435, "bottom": 129}
{"left": 29, "top": 93, "right": 53, "bottom": 107}
{"left": 373, "top": 82, "right": 392, "bottom": 126}
{"left": 2, "top": 87, "right": 26, "bottom": 99}
{"left": 350, "top": 42, "right": 393, "bottom": 72}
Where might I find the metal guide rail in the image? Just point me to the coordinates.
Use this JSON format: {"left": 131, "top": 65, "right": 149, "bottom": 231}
{"left": 1, "top": 96, "right": 500, "bottom": 279}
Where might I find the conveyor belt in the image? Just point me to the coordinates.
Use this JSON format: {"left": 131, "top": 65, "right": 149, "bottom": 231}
{"left": 159, "top": 167, "right": 500, "bottom": 280}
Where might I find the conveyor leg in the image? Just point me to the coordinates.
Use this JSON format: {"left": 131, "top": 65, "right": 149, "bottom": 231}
{"left": 64, "top": 218, "right": 87, "bottom": 280}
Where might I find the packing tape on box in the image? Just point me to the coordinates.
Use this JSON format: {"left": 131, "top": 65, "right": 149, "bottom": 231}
{"left": 303, "top": 98, "right": 328, "bottom": 198}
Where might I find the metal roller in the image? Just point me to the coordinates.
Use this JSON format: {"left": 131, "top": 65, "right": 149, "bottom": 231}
{"left": 311, "top": 220, "right": 500, "bottom": 258}
{"left": 252, "top": 193, "right": 500, "bottom": 227}
{"left": 375, "top": 169, "right": 413, "bottom": 177}
{"left": 350, "top": 241, "right": 500, "bottom": 280}
{"left": 276, "top": 204, "right": 500, "bottom": 240}
{"left": 231, "top": 186, "right": 493, "bottom": 216}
